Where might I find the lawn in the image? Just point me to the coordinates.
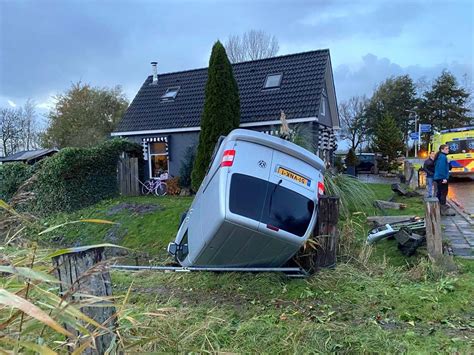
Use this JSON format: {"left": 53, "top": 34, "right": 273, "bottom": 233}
{"left": 24, "top": 183, "right": 474, "bottom": 352}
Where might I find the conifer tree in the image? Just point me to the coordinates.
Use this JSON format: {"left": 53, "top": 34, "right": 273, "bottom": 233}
{"left": 419, "top": 70, "right": 471, "bottom": 131}
{"left": 191, "top": 41, "right": 240, "bottom": 191}
{"left": 373, "top": 114, "right": 404, "bottom": 171}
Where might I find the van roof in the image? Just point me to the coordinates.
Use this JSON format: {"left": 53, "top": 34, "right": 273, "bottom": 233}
{"left": 225, "top": 129, "right": 325, "bottom": 172}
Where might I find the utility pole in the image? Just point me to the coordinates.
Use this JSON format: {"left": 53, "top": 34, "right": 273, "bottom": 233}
{"left": 414, "top": 113, "right": 418, "bottom": 158}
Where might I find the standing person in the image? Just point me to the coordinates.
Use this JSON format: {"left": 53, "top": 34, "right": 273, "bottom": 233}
{"left": 433, "top": 144, "right": 455, "bottom": 216}
{"left": 423, "top": 151, "right": 436, "bottom": 197}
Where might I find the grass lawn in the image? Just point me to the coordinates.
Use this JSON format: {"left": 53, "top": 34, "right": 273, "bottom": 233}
{"left": 28, "top": 183, "right": 474, "bottom": 352}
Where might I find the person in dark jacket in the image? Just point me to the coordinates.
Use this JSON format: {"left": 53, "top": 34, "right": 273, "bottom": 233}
{"left": 434, "top": 144, "right": 455, "bottom": 215}
{"left": 423, "top": 151, "right": 436, "bottom": 197}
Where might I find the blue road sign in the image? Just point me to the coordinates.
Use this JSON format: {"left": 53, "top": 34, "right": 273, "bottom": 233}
{"left": 419, "top": 124, "right": 432, "bottom": 133}
{"left": 409, "top": 132, "right": 419, "bottom": 140}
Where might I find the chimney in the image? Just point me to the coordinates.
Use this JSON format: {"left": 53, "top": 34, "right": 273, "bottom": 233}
{"left": 151, "top": 61, "right": 158, "bottom": 84}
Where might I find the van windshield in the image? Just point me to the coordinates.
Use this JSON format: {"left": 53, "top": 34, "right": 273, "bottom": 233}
{"left": 229, "top": 173, "right": 315, "bottom": 237}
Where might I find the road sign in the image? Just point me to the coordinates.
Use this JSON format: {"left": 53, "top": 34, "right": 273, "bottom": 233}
{"left": 419, "top": 124, "right": 432, "bottom": 133}
{"left": 409, "top": 132, "right": 419, "bottom": 140}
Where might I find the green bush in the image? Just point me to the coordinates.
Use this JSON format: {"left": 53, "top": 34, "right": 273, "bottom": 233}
{"left": 33, "top": 138, "right": 140, "bottom": 215}
{"left": 0, "top": 162, "right": 34, "bottom": 201}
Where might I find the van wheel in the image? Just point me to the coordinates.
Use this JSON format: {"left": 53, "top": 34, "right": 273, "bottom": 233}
{"left": 179, "top": 211, "right": 188, "bottom": 226}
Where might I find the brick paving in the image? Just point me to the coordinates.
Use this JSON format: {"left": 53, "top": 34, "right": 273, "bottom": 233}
{"left": 441, "top": 211, "right": 474, "bottom": 258}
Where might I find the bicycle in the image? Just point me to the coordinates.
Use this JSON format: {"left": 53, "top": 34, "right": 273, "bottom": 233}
{"left": 141, "top": 178, "right": 167, "bottom": 196}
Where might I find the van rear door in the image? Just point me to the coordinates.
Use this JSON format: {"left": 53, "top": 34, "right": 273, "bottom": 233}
{"left": 258, "top": 150, "right": 319, "bottom": 238}
{"left": 226, "top": 140, "right": 274, "bottom": 231}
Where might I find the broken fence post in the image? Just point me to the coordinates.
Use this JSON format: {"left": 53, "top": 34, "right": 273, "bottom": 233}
{"left": 314, "top": 196, "right": 340, "bottom": 270}
{"left": 424, "top": 197, "right": 443, "bottom": 261}
{"left": 52, "top": 247, "right": 117, "bottom": 354}
{"left": 291, "top": 196, "right": 340, "bottom": 273}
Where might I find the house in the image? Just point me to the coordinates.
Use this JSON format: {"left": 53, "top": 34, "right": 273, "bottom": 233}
{"left": 0, "top": 148, "right": 58, "bottom": 165}
{"left": 112, "top": 49, "right": 340, "bottom": 179}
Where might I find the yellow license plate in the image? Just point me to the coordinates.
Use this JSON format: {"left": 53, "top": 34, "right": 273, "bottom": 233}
{"left": 277, "top": 167, "right": 311, "bottom": 186}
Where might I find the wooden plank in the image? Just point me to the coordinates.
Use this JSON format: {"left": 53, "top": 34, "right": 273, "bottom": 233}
{"left": 125, "top": 157, "right": 131, "bottom": 196}
{"left": 52, "top": 248, "right": 117, "bottom": 353}
{"left": 374, "top": 200, "right": 407, "bottom": 210}
{"left": 367, "top": 215, "right": 417, "bottom": 226}
{"left": 131, "top": 158, "right": 139, "bottom": 195}
{"left": 424, "top": 197, "right": 443, "bottom": 261}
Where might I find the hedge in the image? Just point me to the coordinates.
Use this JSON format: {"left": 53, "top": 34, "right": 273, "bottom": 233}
{"left": 0, "top": 163, "right": 35, "bottom": 202}
{"left": 33, "top": 139, "right": 141, "bottom": 215}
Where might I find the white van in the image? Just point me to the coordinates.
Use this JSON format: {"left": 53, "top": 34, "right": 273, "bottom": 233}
{"left": 168, "top": 129, "right": 325, "bottom": 267}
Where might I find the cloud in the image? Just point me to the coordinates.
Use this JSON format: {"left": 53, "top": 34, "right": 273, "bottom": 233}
{"left": 7, "top": 100, "right": 16, "bottom": 107}
{"left": 334, "top": 53, "right": 473, "bottom": 102}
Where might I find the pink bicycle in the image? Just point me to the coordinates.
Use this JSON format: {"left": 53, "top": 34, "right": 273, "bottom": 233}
{"left": 141, "top": 178, "right": 167, "bottom": 196}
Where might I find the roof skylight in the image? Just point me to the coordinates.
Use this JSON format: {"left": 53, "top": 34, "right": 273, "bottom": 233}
{"left": 161, "top": 87, "right": 180, "bottom": 100}
{"left": 264, "top": 74, "right": 282, "bottom": 89}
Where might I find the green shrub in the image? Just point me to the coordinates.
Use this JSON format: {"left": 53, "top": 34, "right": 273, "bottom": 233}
{"left": 345, "top": 148, "right": 359, "bottom": 167}
{"left": 0, "top": 163, "right": 34, "bottom": 201}
{"left": 33, "top": 138, "right": 140, "bottom": 215}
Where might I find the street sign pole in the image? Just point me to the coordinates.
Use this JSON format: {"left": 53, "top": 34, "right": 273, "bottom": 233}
{"left": 418, "top": 123, "right": 421, "bottom": 154}
{"left": 414, "top": 115, "right": 418, "bottom": 158}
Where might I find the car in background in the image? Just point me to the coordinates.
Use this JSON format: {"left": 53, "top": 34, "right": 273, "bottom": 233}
{"left": 356, "top": 153, "right": 376, "bottom": 173}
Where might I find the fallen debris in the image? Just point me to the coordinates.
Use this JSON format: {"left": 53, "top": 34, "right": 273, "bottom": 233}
{"left": 367, "top": 218, "right": 426, "bottom": 245}
{"left": 391, "top": 183, "right": 421, "bottom": 197}
{"left": 367, "top": 215, "right": 417, "bottom": 226}
{"left": 394, "top": 227, "right": 425, "bottom": 256}
{"left": 374, "top": 200, "right": 407, "bottom": 210}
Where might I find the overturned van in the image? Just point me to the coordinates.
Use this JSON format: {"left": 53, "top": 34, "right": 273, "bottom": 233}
{"left": 167, "top": 129, "right": 325, "bottom": 267}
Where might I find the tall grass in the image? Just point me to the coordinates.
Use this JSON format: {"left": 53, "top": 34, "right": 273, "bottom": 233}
{"left": 0, "top": 199, "right": 161, "bottom": 353}
{"left": 324, "top": 171, "right": 375, "bottom": 218}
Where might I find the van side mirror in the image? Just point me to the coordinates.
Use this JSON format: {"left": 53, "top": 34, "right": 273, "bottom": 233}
{"left": 167, "top": 243, "right": 177, "bottom": 255}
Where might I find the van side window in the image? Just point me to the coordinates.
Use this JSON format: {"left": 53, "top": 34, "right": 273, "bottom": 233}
{"left": 229, "top": 173, "right": 314, "bottom": 237}
{"left": 176, "top": 230, "right": 189, "bottom": 262}
{"left": 229, "top": 174, "right": 267, "bottom": 221}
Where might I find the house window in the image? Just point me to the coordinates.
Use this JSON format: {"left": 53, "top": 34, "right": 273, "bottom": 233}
{"left": 263, "top": 74, "right": 282, "bottom": 89}
{"left": 320, "top": 97, "right": 326, "bottom": 116}
{"left": 161, "top": 86, "right": 180, "bottom": 100}
{"left": 149, "top": 142, "right": 169, "bottom": 179}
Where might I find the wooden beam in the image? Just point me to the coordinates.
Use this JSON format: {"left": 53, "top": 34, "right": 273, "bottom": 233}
{"left": 424, "top": 197, "right": 443, "bottom": 261}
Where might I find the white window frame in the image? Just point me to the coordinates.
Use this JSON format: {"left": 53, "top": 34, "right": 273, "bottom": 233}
{"left": 320, "top": 96, "right": 326, "bottom": 116}
{"left": 161, "top": 86, "right": 180, "bottom": 101}
{"left": 263, "top": 73, "right": 283, "bottom": 89}
{"left": 148, "top": 142, "right": 169, "bottom": 179}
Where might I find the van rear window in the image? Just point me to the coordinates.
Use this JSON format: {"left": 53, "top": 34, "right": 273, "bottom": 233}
{"left": 229, "top": 173, "right": 315, "bottom": 237}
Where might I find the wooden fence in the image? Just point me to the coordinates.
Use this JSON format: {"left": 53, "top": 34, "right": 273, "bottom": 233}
{"left": 118, "top": 156, "right": 139, "bottom": 196}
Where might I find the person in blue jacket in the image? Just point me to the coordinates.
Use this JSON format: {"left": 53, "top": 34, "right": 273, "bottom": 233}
{"left": 433, "top": 144, "right": 454, "bottom": 215}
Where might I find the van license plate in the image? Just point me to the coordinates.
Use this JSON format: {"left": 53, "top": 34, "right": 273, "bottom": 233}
{"left": 277, "top": 167, "right": 311, "bottom": 186}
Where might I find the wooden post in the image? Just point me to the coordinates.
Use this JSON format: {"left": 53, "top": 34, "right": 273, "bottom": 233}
{"left": 424, "top": 197, "right": 443, "bottom": 261}
{"left": 291, "top": 196, "right": 340, "bottom": 273}
{"left": 314, "top": 196, "right": 340, "bottom": 269}
{"left": 52, "top": 247, "right": 116, "bottom": 354}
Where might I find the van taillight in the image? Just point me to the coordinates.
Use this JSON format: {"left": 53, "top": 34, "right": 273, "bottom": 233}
{"left": 221, "top": 150, "right": 236, "bottom": 167}
{"left": 318, "top": 181, "right": 325, "bottom": 197}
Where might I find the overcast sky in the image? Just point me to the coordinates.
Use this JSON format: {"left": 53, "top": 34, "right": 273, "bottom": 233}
{"left": 1, "top": 0, "right": 473, "bottom": 117}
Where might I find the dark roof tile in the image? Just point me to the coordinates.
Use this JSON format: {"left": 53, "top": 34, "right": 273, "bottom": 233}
{"left": 115, "top": 49, "right": 329, "bottom": 132}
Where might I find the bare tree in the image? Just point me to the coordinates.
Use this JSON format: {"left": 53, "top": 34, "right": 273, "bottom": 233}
{"left": 0, "top": 107, "right": 21, "bottom": 156}
{"left": 225, "top": 30, "right": 279, "bottom": 63}
{"left": 0, "top": 100, "right": 42, "bottom": 157}
{"left": 339, "top": 96, "right": 369, "bottom": 151}
{"left": 19, "top": 99, "right": 41, "bottom": 150}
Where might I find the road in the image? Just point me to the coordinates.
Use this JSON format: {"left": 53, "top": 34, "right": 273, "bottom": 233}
{"left": 448, "top": 177, "right": 474, "bottom": 215}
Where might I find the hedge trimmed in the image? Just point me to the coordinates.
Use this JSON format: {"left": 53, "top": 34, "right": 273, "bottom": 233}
{"left": 33, "top": 138, "right": 141, "bottom": 215}
{"left": 0, "top": 163, "right": 35, "bottom": 202}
